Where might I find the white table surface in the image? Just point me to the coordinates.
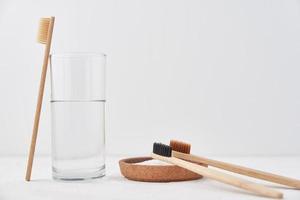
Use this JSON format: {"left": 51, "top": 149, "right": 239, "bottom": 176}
{"left": 1, "top": 155, "right": 300, "bottom": 200}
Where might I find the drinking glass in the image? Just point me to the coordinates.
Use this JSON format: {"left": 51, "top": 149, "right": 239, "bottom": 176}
{"left": 50, "top": 52, "right": 106, "bottom": 180}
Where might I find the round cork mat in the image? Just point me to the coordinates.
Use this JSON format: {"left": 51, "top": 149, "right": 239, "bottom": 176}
{"left": 119, "top": 156, "right": 204, "bottom": 182}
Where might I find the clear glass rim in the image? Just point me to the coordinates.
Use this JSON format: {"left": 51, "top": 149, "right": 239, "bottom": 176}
{"left": 50, "top": 52, "right": 106, "bottom": 58}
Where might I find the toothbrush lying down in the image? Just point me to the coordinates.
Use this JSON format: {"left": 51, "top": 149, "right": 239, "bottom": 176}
{"left": 151, "top": 142, "right": 283, "bottom": 199}
{"left": 170, "top": 140, "right": 300, "bottom": 189}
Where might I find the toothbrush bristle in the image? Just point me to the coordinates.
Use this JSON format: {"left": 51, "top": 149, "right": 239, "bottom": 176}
{"left": 153, "top": 143, "right": 172, "bottom": 157}
{"left": 170, "top": 140, "right": 191, "bottom": 154}
{"left": 37, "top": 18, "right": 51, "bottom": 44}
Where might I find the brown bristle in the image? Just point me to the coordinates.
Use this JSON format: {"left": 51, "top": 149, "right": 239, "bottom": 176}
{"left": 37, "top": 18, "right": 51, "bottom": 44}
{"left": 170, "top": 140, "right": 191, "bottom": 154}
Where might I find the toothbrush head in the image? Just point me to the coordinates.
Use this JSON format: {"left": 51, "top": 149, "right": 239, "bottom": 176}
{"left": 153, "top": 142, "right": 172, "bottom": 157}
{"left": 37, "top": 17, "right": 54, "bottom": 44}
{"left": 170, "top": 140, "right": 191, "bottom": 154}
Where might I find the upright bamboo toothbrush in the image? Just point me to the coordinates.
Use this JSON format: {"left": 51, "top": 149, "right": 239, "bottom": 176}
{"left": 170, "top": 140, "right": 300, "bottom": 189}
{"left": 151, "top": 143, "right": 283, "bottom": 199}
{"left": 25, "top": 17, "right": 55, "bottom": 181}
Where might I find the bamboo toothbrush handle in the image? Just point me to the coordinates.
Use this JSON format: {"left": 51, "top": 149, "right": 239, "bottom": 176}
{"left": 173, "top": 151, "right": 300, "bottom": 189}
{"left": 25, "top": 17, "right": 55, "bottom": 181}
{"left": 151, "top": 153, "right": 283, "bottom": 199}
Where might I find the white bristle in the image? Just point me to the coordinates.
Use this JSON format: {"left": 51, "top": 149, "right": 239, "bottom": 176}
{"left": 37, "top": 18, "right": 50, "bottom": 44}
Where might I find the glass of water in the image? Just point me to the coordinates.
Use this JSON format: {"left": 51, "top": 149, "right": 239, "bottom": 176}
{"left": 50, "top": 52, "right": 106, "bottom": 180}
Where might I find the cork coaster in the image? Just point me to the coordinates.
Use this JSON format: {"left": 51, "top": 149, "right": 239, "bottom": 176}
{"left": 119, "top": 156, "right": 205, "bottom": 182}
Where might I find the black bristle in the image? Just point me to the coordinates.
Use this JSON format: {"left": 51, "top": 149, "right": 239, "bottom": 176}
{"left": 153, "top": 142, "right": 172, "bottom": 157}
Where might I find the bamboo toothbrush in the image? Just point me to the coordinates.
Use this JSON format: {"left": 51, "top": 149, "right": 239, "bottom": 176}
{"left": 151, "top": 142, "right": 283, "bottom": 199}
{"left": 25, "top": 17, "right": 55, "bottom": 181}
{"left": 170, "top": 140, "right": 300, "bottom": 189}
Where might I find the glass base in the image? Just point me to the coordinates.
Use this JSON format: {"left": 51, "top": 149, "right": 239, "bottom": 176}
{"left": 52, "top": 165, "right": 105, "bottom": 181}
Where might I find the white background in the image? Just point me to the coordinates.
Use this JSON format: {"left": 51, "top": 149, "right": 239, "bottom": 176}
{"left": 0, "top": 0, "right": 300, "bottom": 156}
